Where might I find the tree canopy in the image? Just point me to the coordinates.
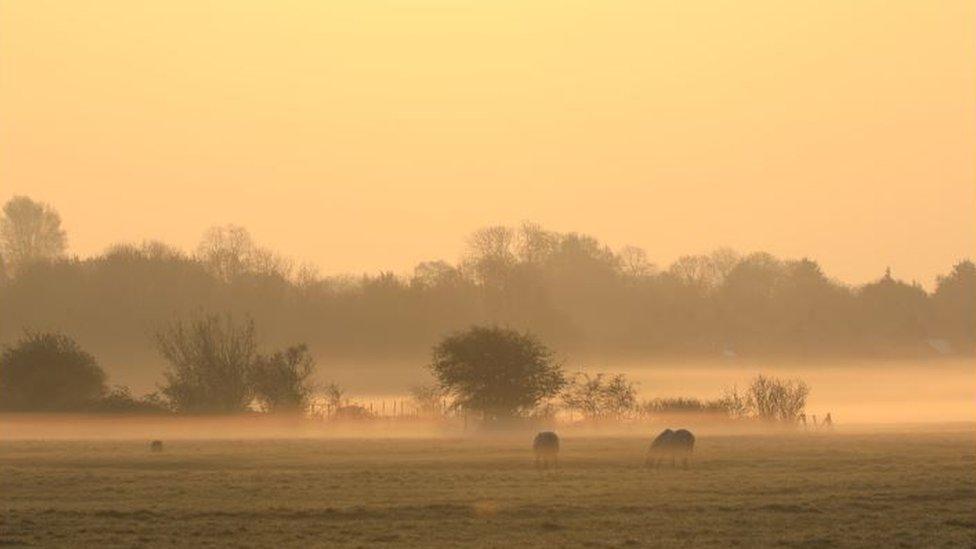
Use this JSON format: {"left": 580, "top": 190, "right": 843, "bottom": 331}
{"left": 0, "top": 196, "right": 66, "bottom": 275}
{"left": 0, "top": 332, "right": 105, "bottom": 411}
{"left": 429, "top": 326, "right": 565, "bottom": 420}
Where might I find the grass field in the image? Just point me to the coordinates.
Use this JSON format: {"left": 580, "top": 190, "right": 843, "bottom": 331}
{"left": 1, "top": 427, "right": 974, "bottom": 547}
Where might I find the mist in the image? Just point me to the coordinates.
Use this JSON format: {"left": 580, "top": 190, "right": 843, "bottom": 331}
{"left": 2, "top": 3, "right": 975, "bottom": 546}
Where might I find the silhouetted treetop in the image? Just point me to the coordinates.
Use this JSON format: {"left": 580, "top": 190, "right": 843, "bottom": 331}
{"left": 0, "top": 332, "right": 105, "bottom": 411}
{"left": 429, "top": 326, "right": 565, "bottom": 420}
{"left": 0, "top": 196, "right": 66, "bottom": 276}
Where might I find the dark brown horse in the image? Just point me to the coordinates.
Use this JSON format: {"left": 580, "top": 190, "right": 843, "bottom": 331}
{"left": 645, "top": 428, "right": 694, "bottom": 468}
{"left": 533, "top": 431, "right": 560, "bottom": 470}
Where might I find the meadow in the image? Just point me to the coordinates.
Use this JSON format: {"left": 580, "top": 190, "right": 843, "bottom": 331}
{"left": 1, "top": 424, "right": 974, "bottom": 547}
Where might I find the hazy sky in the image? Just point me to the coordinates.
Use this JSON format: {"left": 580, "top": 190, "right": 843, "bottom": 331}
{"left": 2, "top": 1, "right": 973, "bottom": 287}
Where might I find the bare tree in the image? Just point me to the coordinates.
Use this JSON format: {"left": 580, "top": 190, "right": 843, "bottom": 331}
{"left": 561, "top": 373, "right": 605, "bottom": 419}
{"left": 196, "top": 224, "right": 291, "bottom": 281}
{"left": 322, "top": 382, "right": 345, "bottom": 417}
{"left": 461, "top": 226, "right": 516, "bottom": 286}
{"left": 562, "top": 372, "right": 638, "bottom": 421}
{"left": 0, "top": 196, "right": 66, "bottom": 275}
{"left": 196, "top": 225, "right": 254, "bottom": 281}
{"left": 515, "top": 221, "right": 558, "bottom": 265}
{"left": 619, "top": 246, "right": 654, "bottom": 279}
{"left": 154, "top": 314, "right": 258, "bottom": 413}
{"left": 602, "top": 374, "right": 639, "bottom": 418}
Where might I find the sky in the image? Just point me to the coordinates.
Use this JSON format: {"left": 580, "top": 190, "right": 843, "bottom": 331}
{"left": 2, "top": 1, "right": 973, "bottom": 288}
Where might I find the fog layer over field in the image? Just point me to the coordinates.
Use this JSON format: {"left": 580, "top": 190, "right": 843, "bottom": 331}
{"left": 1, "top": 359, "right": 971, "bottom": 442}
{"left": 340, "top": 359, "right": 976, "bottom": 425}
{"left": 616, "top": 359, "right": 976, "bottom": 424}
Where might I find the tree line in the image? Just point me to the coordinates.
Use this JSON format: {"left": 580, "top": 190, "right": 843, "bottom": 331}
{"left": 1, "top": 196, "right": 973, "bottom": 390}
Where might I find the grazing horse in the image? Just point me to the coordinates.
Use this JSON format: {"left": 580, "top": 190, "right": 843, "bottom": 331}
{"left": 645, "top": 428, "right": 695, "bottom": 468}
{"left": 149, "top": 440, "right": 164, "bottom": 452}
{"left": 533, "top": 431, "right": 560, "bottom": 470}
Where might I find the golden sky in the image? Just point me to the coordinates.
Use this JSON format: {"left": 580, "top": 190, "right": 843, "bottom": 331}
{"left": 2, "top": 1, "right": 973, "bottom": 286}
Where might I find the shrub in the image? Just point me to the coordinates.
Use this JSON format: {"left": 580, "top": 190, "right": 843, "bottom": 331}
{"left": 0, "top": 332, "right": 105, "bottom": 411}
{"left": 745, "top": 374, "right": 809, "bottom": 423}
{"left": 562, "top": 372, "right": 638, "bottom": 420}
{"left": 334, "top": 404, "right": 374, "bottom": 420}
{"left": 640, "top": 397, "right": 729, "bottom": 416}
{"left": 251, "top": 344, "right": 316, "bottom": 413}
{"left": 320, "top": 382, "right": 345, "bottom": 417}
{"left": 429, "top": 326, "right": 565, "bottom": 420}
{"left": 154, "top": 315, "right": 258, "bottom": 413}
{"left": 716, "top": 385, "right": 750, "bottom": 419}
{"left": 88, "top": 385, "right": 169, "bottom": 414}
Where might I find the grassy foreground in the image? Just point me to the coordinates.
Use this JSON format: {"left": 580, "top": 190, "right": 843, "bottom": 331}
{"left": 1, "top": 428, "right": 974, "bottom": 547}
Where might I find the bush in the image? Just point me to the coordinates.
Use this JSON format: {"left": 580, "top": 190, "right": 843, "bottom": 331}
{"left": 154, "top": 313, "right": 323, "bottom": 415}
{"left": 640, "top": 397, "right": 730, "bottom": 416}
{"left": 251, "top": 344, "right": 316, "bottom": 413}
{"left": 713, "top": 374, "right": 810, "bottom": 423}
{"left": 334, "top": 404, "right": 374, "bottom": 420}
{"left": 745, "top": 374, "right": 809, "bottom": 423}
{"left": 88, "top": 386, "right": 169, "bottom": 414}
{"left": 562, "top": 372, "right": 638, "bottom": 420}
{"left": 0, "top": 332, "right": 106, "bottom": 411}
{"left": 717, "top": 386, "right": 750, "bottom": 419}
{"left": 154, "top": 315, "right": 258, "bottom": 413}
{"left": 641, "top": 374, "right": 809, "bottom": 424}
{"left": 429, "top": 326, "right": 565, "bottom": 420}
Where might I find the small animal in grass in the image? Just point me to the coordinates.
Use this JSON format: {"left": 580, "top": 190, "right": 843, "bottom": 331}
{"left": 645, "top": 428, "right": 695, "bottom": 468}
{"left": 533, "top": 431, "right": 560, "bottom": 470}
{"left": 149, "top": 440, "right": 164, "bottom": 453}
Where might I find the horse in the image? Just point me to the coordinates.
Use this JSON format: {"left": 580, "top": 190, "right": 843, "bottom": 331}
{"left": 645, "top": 428, "right": 695, "bottom": 468}
{"left": 533, "top": 431, "right": 560, "bottom": 470}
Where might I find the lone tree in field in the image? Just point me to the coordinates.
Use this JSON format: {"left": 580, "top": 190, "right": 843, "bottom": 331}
{"left": 428, "top": 326, "right": 565, "bottom": 421}
{"left": 0, "top": 196, "right": 67, "bottom": 275}
{"left": 0, "top": 332, "right": 105, "bottom": 411}
{"left": 250, "top": 344, "right": 316, "bottom": 413}
{"left": 154, "top": 314, "right": 258, "bottom": 413}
